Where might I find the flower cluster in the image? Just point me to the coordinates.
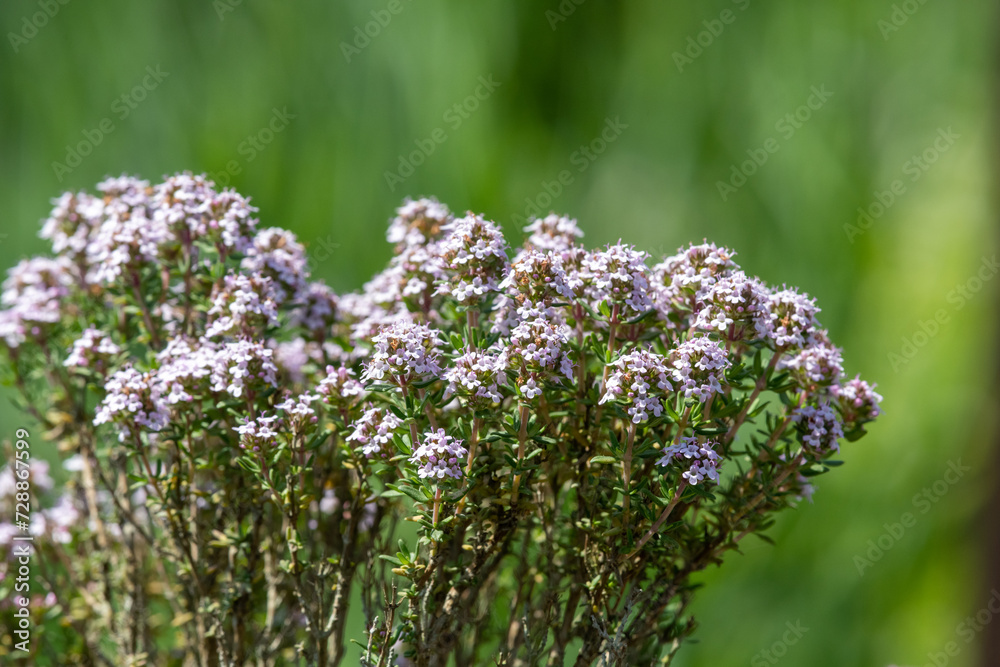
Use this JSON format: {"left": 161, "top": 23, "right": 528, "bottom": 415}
{"left": 387, "top": 197, "right": 452, "bottom": 247}
{"left": 582, "top": 243, "right": 653, "bottom": 317}
{"left": 209, "top": 339, "right": 279, "bottom": 398}
{"left": 652, "top": 242, "right": 737, "bottom": 304}
{"left": 318, "top": 364, "right": 366, "bottom": 409}
{"left": 444, "top": 349, "right": 509, "bottom": 409}
{"left": 834, "top": 376, "right": 883, "bottom": 430}
{"left": 362, "top": 321, "right": 443, "bottom": 387}
{"left": 94, "top": 366, "right": 170, "bottom": 441}
{"left": 657, "top": 437, "right": 721, "bottom": 485}
{"left": 241, "top": 228, "right": 310, "bottom": 303}
{"left": 693, "top": 270, "right": 772, "bottom": 342}
{"left": 793, "top": 403, "right": 844, "bottom": 453}
{"left": 206, "top": 272, "right": 281, "bottom": 338}
{"left": 235, "top": 414, "right": 281, "bottom": 451}
{"left": 780, "top": 334, "right": 844, "bottom": 387}
{"left": 0, "top": 257, "right": 72, "bottom": 347}
{"left": 667, "top": 336, "right": 731, "bottom": 401}
{"left": 600, "top": 349, "right": 672, "bottom": 423}
{"left": 522, "top": 214, "right": 584, "bottom": 254}
{"left": 507, "top": 315, "right": 574, "bottom": 398}
{"left": 347, "top": 406, "right": 404, "bottom": 459}
{"left": 409, "top": 429, "right": 467, "bottom": 480}
{"left": 64, "top": 327, "right": 121, "bottom": 372}
{"left": 766, "top": 288, "right": 820, "bottom": 349}
{"left": 435, "top": 214, "right": 509, "bottom": 303}
{"left": 276, "top": 392, "right": 320, "bottom": 432}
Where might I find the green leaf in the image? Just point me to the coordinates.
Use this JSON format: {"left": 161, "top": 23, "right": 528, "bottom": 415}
{"left": 590, "top": 456, "right": 617, "bottom": 465}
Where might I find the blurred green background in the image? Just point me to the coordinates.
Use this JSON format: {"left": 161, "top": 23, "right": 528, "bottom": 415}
{"left": 1, "top": 1, "right": 997, "bottom": 665}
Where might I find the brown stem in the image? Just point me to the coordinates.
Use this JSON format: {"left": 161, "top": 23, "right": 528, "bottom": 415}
{"left": 626, "top": 479, "right": 689, "bottom": 560}
{"left": 623, "top": 421, "right": 637, "bottom": 524}
{"left": 510, "top": 403, "right": 531, "bottom": 502}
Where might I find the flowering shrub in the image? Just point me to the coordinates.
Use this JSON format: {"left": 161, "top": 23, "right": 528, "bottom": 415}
{"left": 0, "top": 174, "right": 881, "bottom": 666}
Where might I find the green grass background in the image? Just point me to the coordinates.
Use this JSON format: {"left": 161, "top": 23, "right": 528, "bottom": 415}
{"left": 0, "top": 1, "right": 997, "bottom": 665}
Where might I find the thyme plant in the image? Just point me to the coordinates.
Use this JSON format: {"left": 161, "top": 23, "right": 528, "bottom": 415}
{"left": 0, "top": 174, "right": 881, "bottom": 666}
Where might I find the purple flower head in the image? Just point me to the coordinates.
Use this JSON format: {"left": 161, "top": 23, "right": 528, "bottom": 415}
{"left": 435, "top": 213, "right": 509, "bottom": 304}
{"left": 793, "top": 401, "right": 844, "bottom": 453}
{"left": 275, "top": 392, "right": 321, "bottom": 434}
{"left": 653, "top": 242, "right": 738, "bottom": 301}
{"left": 94, "top": 365, "right": 170, "bottom": 442}
{"left": 383, "top": 242, "right": 448, "bottom": 314}
{"left": 64, "top": 328, "right": 121, "bottom": 373}
{"left": 522, "top": 214, "right": 584, "bottom": 254}
{"left": 500, "top": 249, "right": 575, "bottom": 305}
{"left": 410, "top": 428, "right": 467, "bottom": 480}
{"left": 692, "top": 270, "right": 771, "bottom": 342}
{"left": 657, "top": 437, "right": 721, "bottom": 486}
{"left": 779, "top": 333, "right": 844, "bottom": 388}
{"left": 444, "top": 348, "right": 509, "bottom": 409}
{"left": 667, "top": 336, "right": 731, "bottom": 402}
{"left": 347, "top": 406, "right": 404, "bottom": 459}
{"left": 155, "top": 337, "right": 218, "bottom": 405}
{"left": 582, "top": 243, "right": 653, "bottom": 317}
{"left": 209, "top": 339, "right": 279, "bottom": 399}
{"left": 600, "top": 348, "right": 673, "bottom": 424}
{"left": 318, "top": 364, "right": 367, "bottom": 409}
{"left": 87, "top": 176, "right": 173, "bottom": 285}
{"left": 271, "top": 338, "right": 313, "bottom": 384}
{"left": 290, "top": 281, "right": 339, "bottom": 333}
{"left": 206, "top": 272, "right": 281, "bottom": 338}
{"left": 234, "top": 413, "right": 282, "bottom": 452}
{"left": 387, "top": 197, "right": 453, "bottom": 248}
{"left": 651, "top": 242, "right": 738, "bottom": 330}
{"left": 767, "top": 288, "right": 820, "bottom": 349}
{"left": 492, "top": 250, "right": 575, "bottom": 334}
{"left": 832, "top": 376, "right": 883, "bottom": 428}
{"left": 152, "top": 172, "right": 259, "bottom": 253}
{"left": 39, "top": 190, "right": 105, "bottom": 267}
{"left": 361, "top": 321, "right": 443, "bottom": 387}
{"left": 0, "top": 257, "right": 73, "bottom": 348}
{"left": 507, "top": 314, "right": 575, "bottom": 396}
{"left": 240, "top": 228, "right": 310, "bottom": 303}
